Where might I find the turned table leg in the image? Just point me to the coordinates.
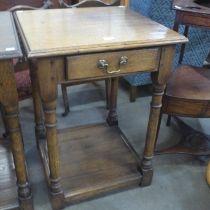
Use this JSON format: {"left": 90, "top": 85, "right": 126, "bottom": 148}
{"left": 29, "top": 60, "right": 46, "bottom": 145}
{"left": 4, "top": 106, "right": 32, "bottom": 209}
{"left": 0, "top": 60, "right": 32, "bottom": 210}
{"left": 36, "top": 58, "right": 64, "bottom": 210}
{"left": 141, "top": 83, "right": 165, "bottom": 186}
{"left": 141, "top": 46, "right": 175, "bottom": 186}
{"left": 106, "top": 77, "right": 119, "bottom": 126}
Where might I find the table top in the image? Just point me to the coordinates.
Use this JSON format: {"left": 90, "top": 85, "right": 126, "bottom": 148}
{"left": 173, "top": 0, "right": 210, "bottom": 15}
{"left": 14, "top": 6, "right": 187, "bottom": 58}
{"left": 0, "top": 12, "right": 22, "bottom": 59}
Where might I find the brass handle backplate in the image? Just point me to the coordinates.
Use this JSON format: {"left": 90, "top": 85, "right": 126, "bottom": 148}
{"left": 97, "top": 56, "right": 128, "bottom": 74}
{"left": 97, "top": 59, "right": 109, "bottom": 70}
{"left": 119, "top": 56, "right": 128, "bottom": 66}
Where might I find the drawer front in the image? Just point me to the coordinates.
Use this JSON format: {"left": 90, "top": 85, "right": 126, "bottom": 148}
{"left": 66, "top": 48, "right": 160, "bottom": 81}
{"left": 181, "top": 14, "right": 210, "bottom": 28}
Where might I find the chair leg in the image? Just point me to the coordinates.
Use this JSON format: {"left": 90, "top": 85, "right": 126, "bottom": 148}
{"left": 61, "top": 83, "right": 70, "bottom": 117}
{"left": 154, "top": 112, "right": 162, "bottom": 149}
{"left": 105, "top": 78, "right": 111, "bottom": 109}
{"left": 178, "top": 26, "right": 189, "bottom": 64}
{"left": 130, "top": 85, "right": 137, "bottom": 102}
{"left": 166, "top": 114, "right": 171, "bottom": 126}
{"left": 0, "top": 105, "right": 9, "bottom": 139}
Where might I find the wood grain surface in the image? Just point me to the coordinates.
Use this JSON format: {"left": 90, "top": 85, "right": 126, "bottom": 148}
{"left": 166, "top": 65, "right": 210, "bottom": 100}
{"left": 14, "top": 7, "right": 187, "bottom": 58}
{"left": 39, "top": 123, "right": 141, "bottom": 203}
{"left": 0, "top": 12, "right": 22, "bottom": 59}
{"left": 66, "top": 48, "right": 160, "bottom": 80}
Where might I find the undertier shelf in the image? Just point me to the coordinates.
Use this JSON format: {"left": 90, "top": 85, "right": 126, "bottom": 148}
{"left": 0, "top": 139, "right": 19, "bottom": 210}
{"left": 40, "top": 123, "right": 142, "bottom": 204}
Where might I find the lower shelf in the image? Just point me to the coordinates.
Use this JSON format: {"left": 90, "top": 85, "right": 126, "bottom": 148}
{"left": 39, "top": 123, "right": 142, "bottom": 204}
{"left": 0, "top": 138, "right": 19, "bottom": 210}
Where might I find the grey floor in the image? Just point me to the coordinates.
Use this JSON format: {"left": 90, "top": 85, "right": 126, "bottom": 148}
{"left": 14, "top": 81, "right": 210, "bottom": 210}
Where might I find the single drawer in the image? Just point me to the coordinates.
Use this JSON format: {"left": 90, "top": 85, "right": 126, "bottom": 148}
{"left": 66, "top": 48, "right": 160, "bottom": 81}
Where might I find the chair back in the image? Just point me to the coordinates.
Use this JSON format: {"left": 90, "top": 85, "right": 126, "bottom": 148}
{"left": 0, "top": 0, "right": 56, "bottom": 11}
{"left": 59, "top": 0, "right": 124, "bottom": 8}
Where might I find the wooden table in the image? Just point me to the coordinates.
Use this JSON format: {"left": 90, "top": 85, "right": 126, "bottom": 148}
{"left": 14, "top": 7, "right": 187, "bottom": 210}
{"left": 0, "top": 12, "right": 32, "bottom": 210}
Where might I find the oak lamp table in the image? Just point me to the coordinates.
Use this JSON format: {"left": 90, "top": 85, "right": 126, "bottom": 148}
{"left": 0, "top": 12, "right": 32, "bottom": 210}
{"left": 14, "top": 7, "right": 187, "bottom": 210}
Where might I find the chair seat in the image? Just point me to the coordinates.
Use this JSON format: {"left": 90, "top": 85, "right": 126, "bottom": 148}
{"left": 163, "top": 65, "right": 210, "bottom": 117}
{"left": 166, "top": 65, "right": 210, "bottom": 100}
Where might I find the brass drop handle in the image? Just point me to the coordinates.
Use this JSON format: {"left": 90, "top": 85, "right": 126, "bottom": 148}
{"left": 97, "top": 56, "right": 128, "bottom": 74}
{"left": 106, "top": 68, "right": 121, "bottom": 74}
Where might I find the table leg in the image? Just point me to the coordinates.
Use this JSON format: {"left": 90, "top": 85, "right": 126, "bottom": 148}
{"left": 36, "top": 58, "right": 64, "bottom": 210}
{"left": 106, "top": 77, "right": 118, "bottom": 126}
{"left": 0, "top": 60, "right": 32, "bottom": 210}
{"left": 0, "top": 105, "right": 10, "bottom": 139}
{"left": 29, "top": 60, "right": 46, "bottom": 145}
{"left": 141, "top": 46, "right": 175, "bottom": 186}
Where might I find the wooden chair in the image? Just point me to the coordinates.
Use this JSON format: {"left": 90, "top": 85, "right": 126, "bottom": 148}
{"left": 59, "top": 0, "right": 126, "bottom": 116}
{"left": 155, "top": 0, "right": 210, "bottom": 156}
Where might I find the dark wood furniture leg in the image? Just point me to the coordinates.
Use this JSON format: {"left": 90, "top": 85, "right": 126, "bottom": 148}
{"left": 0, "top": 105, "right": 10, "bottom": 138}
{"left": 61, "top": 83, "right": 70, "bottom": 116}
{"left": 0, "top": 60, "right": 33, "bottom": 210}
{"left": 30, "top": 60, "right": 46, "bottom": 145}
{"left": 105, "top": 78, "right": 111, "bottom": 109}
{"left": 106, "top": 77, "right": 119, "bottom": 126}
{"left": 61, "top": 78, "right": 110, "bottom": 117}
{"left": 166, "top": 19, "right": 189, "bottom": 127}
{"left": 178, "top": 26, "right": 189, "bottom": 64}
{"left": 130, "top": 85, "right": 137, "bottom": 102}
{"left": 36, "top": 58, "right": 64, "bottom": 210}
{"left": 141, "top": 46, "right": 175, "bottom": 186}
